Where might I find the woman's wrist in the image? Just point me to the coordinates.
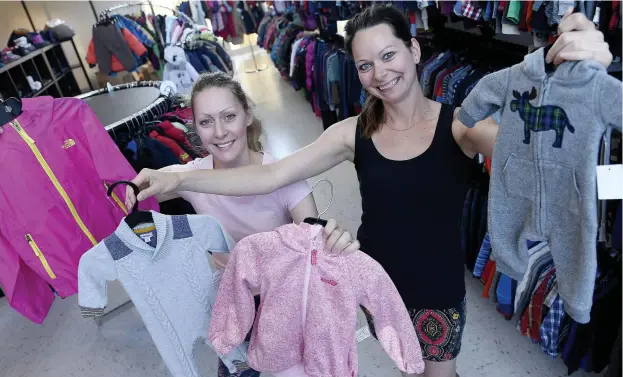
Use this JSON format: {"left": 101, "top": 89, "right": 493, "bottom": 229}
{"left": 173, "top": 171, "right": 185, "bottom": 192}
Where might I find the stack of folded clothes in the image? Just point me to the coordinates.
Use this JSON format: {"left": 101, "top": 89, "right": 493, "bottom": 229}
{"left": 1, "top": 48, "right": 21, "bottom": 64}
{"left": 7, "top": 28, "right": 51, "bottom": 53}
{"left": 12, "top": 36, "right": 37, "bottom": 56}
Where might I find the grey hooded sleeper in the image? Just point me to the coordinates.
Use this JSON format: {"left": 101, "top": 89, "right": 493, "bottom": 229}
{"left": 457, "top": 47, "right": 622, "bottom": 323}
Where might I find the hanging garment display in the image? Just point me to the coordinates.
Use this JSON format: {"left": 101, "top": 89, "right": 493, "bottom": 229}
{"left": 457, "top": 47, "right": 623, "bottom": 324}
{"left": 90, "top": 23, "right": 141, "bottom": 74}
{"left": 78, "top": 212, "right": 247, "bottom": 377}
{"left": 0, "top": 97, "right": 159, "bottom": 324}
{"left": 208, "top": 222, "right": 425, "bottom": 377}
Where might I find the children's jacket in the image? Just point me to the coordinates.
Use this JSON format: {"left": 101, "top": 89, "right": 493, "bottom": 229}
{"left": 86, "top": 28, "right": 147, "bottom": 73}
{"left": 0, "top": 97, "right": 158, "bottom": 324}
{"left": 457, "top": 47, "right": 622, "bottom": 323}
{"left": 208, "top": 222, "right": 425, "bottom": 377}
{"left": 78, "top": 212, "right": 248, "bottom": 377}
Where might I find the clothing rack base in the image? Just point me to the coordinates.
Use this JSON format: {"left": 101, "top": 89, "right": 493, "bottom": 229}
{"left": 244, "top": 34, "right": 267, "bottom": 73}
{"left": 94, "top": 299, "right": 134, "bottom": 327}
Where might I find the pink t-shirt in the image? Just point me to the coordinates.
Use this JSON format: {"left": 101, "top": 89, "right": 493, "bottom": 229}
{"left": 165, "top": 153, "right": 312, "bottom": 242}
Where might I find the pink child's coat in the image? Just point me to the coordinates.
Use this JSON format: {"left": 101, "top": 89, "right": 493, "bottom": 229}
{"left": 208, "top": 223, "right": 425, "bottom": 377}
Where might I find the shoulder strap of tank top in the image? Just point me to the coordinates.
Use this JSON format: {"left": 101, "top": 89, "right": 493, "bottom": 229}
{"left": 354, "top": 116, "right": 369, "bottom": 148}
{"left": 438, "top": 104, "right": 456, "bottom": 129}
{"left": 432, "top": 104, "right": 473, "bottom": 161}
{"left": 354, "top": 116, "right": 374, "bottom": 164}
{"left": 427, "top": 103, "right": 457, "bottom": 154}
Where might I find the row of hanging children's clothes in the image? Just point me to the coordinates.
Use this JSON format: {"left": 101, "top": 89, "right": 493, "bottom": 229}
{"left": 468, "top": 214, "right": 622, "bottom": 375}
{"left": 460, "top": 126, "right": 622, "bottom": 375}
{"left": 418, "top": 51, "right": 493, "bottom": 107}
{"left": 150, "top": 14, "right": 234, "bottom": 93}
{"left": 177, "top": 1, "right": 268, "bottom": 41}
{"left": 255, "top": 0, "right": 622, "bottom": 127}
{"left": 89, "top": 10, "right": 234, "bottom": 96}
{"left": 256, "top": 8, "right": 364, "bottom": 129}
{"left": 88, "top": 13, "right": 161, "bottom": 75}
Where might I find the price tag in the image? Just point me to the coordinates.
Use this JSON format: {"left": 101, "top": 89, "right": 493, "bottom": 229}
{"left": 596, "top": 165, "right": 623, "bottom": 200}
{"left": 356, "top": 326, "right": 371, "bottom": 342}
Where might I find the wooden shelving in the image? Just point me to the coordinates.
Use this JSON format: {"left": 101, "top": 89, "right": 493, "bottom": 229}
{"left": 0, "top": 38, "right": 90, "bottom": 100}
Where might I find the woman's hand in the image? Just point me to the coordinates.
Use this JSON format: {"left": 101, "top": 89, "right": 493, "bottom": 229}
{"left": 547, "top": 7, "right": 612, "bottom": 67}
{"left": 323, "top": 219, "right": 360, "bottom": 255}
{"left": 125, "top": 168, "right": 181, "bottom": 210}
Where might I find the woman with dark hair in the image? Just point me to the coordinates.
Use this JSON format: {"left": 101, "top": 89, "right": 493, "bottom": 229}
{"left": 127, "top": 6, "right": 612, "bottom": 377}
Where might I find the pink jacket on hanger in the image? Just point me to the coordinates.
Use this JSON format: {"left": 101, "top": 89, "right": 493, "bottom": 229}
{"left": 0, "top": 97, "right": 158, "bottom": 324}
{"left": 208, "top": 223, "right": 425, "bottom": 377}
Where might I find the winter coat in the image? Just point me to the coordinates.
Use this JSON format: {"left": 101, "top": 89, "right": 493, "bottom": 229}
{"left": 149, "top": 130, "right": 191, "bottom": 163}
{"left": 86, "top": 28, "right": 147, "bottom": 73}
{"left": 0, "top": 97, "right": 158, "bottom": 323}
{"left": 208, "top": 223, "right": 425, "bottom": 377}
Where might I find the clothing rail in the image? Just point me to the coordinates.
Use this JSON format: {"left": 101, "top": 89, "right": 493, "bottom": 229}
{"left": 77, "top": 81, "right": 174, "bottom": 132}
{"left": 75, "top": 80, "right": 171, "bottom": 99}
{"left": 100, "top": 1, "right": 195, "bottom": 26}
{"left": 99, "top": 1, "right": 197, "bottom": 49}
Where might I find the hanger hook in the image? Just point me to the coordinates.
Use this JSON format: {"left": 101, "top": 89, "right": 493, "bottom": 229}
{"left": 311, "top": 179, "right": 333, "bottom": 219}
{"left": 108, "top": 180, "right": 139, "bottom": 213}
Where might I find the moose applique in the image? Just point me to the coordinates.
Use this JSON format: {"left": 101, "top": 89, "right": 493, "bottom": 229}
{"left": 510, "top": 87, "right": 575, "bottom": 148}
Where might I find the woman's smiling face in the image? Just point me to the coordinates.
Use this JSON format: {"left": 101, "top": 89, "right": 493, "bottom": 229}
{"left": 192, "top": 86, "right": 252, "bottom": 164}
{"left": 351, "top": 23, "right": 421, "bottom": 104}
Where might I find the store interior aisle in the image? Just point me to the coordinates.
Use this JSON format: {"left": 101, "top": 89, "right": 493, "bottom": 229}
{"left": 0, "top": 51, "right": 600, "bottom": 377}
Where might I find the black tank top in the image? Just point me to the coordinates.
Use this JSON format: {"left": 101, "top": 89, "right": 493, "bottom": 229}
{"left": 354, "top": 104, "right": 474, "bottom": 309}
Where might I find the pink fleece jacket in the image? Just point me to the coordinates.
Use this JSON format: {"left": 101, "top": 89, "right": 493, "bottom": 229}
{"left": 208, "top": 223, "right": 425, "bottom": 377}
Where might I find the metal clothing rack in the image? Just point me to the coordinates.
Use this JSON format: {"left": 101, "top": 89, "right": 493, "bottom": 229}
{"left": 97, "top": 1, "right": 198, "bottom": 50}
{"left": 78, "top": 80, "right": 173, "bottom": 132}
{"left": 244, "top": 34, "right": 267, "bottom": 74}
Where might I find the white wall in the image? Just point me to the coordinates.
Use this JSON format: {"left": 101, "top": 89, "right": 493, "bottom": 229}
{"left": 3, "top": 0, "right": 177, "bottom": 92}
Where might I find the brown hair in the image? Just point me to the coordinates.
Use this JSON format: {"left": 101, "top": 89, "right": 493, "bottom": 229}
{"left": 189, "top": 72, "right": 263, "bottom": 152}
{"left": 344, "top": 5, "right": 413, "bottom": 138}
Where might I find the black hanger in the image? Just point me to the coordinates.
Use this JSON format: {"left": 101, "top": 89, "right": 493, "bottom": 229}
{"left": 543, "top": 44, "right": 556, "bottom": 73}
{"left": 303, "top": 217, "right": 328, "bottom": 227}
{"left": 303, "top": 180, "right": 332, "bottom": 227}
{"left": 0, "top": 97, "right": 23, "bottom": 126}
{"left": 107, "top": 181, "right": 154, "bottom": 228}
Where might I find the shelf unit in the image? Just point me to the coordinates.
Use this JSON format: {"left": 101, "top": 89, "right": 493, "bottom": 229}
{"left": 0, "top": 38, "right": 90, "bottom": 100}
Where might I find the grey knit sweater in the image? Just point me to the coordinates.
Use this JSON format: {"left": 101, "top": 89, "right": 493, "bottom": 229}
{"left": 457, "top": 47, "right": 622, "bottom": 323}
{"left": 78, "top": 212, "right": 248, "bottom": 376}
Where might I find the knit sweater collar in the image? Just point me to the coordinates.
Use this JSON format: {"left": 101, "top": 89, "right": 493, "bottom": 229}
{"left": 521, "top": 47, "right": 605, "bottom": 85}
{"left": 115, "top": 211, "right": 169, "bottom": 260}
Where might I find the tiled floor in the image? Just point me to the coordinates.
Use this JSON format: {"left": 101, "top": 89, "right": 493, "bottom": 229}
{"left": 0, "top": 50, "right": 604, "bottom": 377}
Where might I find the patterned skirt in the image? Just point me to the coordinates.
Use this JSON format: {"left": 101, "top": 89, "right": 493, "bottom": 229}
{"left": 363, "top": 298, "right": 467, "bottom": 362}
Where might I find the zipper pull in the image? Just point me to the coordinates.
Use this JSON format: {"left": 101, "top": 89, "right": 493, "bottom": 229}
{"left": 311, "top": 250, "right": 317, "bottom": 265}
{"left": 11, "top": 121, "right": 35, "bottom": 143}
{"left": 25, "top": 234, "right": 40, "bottom": 256}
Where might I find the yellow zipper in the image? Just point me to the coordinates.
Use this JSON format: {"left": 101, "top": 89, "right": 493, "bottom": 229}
{"left": 26, "top": 234, "right": 56, "bottom": 279}
{"left": 104, "top": 182, "right": 128, "bottom": 215}
{"left": 10, "top": 120, "right": 97, "bottom": 246}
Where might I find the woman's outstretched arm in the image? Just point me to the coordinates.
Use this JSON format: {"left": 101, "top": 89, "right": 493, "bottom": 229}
{"left": 126, "top": 117, "right": 358, "bottom": 208}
